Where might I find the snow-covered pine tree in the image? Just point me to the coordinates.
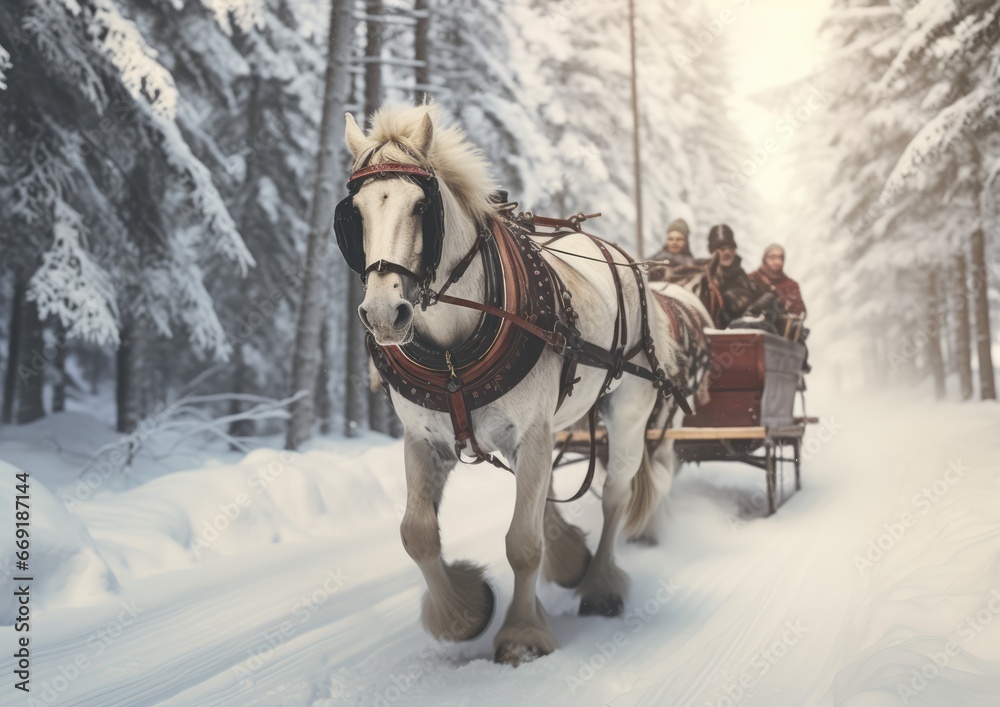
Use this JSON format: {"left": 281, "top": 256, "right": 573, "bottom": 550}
{"left": 120, "top": 0, "right": 325, "bottom": 437}
{"left": 0, "top": 0, "right": 254, "bottom": 430}
{"left": 783, "top": 0, "right": 998, "bottom": 398}
{"left": 872, "top": 0, "right": 1000, "bottom": 399}
{"left": 423, "top": 0, "right": 750, "bottom": 258}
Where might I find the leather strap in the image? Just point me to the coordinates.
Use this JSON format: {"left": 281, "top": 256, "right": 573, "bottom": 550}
{"left": 365, "top": 258, "right": 423, "bottom": 284}
{"left": 436, "top": 293, "right": 569, "bottom": 349}
{"left": 589, "top": 238, "right": 628, "bottom": 394}
{"left": 348, "top": 162, "right": 433, "bottom": 183}
{"left": 434, "top": 228, "right": 486, "bottom": 302}
{"left": 530, "top": 212, "right": 602, "bottom": 231}
{"left": 547, "top": 403, "right": 600, "bottom": 504}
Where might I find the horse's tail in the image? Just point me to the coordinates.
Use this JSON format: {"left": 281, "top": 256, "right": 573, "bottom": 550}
{"left": 624, "top": 445, "right": 656, "bottom": 537}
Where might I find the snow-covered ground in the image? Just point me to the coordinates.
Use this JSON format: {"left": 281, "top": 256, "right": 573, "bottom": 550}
{"left": 1, "top": 382, "right": 999, "bottom": 706}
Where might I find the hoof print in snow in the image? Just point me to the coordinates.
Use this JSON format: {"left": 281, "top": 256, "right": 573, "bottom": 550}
{"left": 579, "top": 593, "right": 624, "bottom": 617}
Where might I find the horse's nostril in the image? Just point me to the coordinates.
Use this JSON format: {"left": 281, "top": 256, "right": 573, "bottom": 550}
{"left": 394, "top": 301, "right": 413, "bottom": 329}
{"left": 359, "top": 305, "right": 372, "bottom": 330}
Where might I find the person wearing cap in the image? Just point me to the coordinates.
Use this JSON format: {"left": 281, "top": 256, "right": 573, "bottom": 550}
{"left": 706, "top": 223, "right": 771, "bottom": 329}
{"left": 749, "top": 244, "right": 806, "bottom": 317}
{"left": 650, "top": 218, "right": 695, "bottom": 266}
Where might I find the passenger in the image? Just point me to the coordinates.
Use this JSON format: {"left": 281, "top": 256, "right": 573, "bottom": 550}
{"left": 706, "top": 224, "right": 768, "bottom": 329}
{"left": 650, "top": 219, "right": 695, "bottom": 266}
{"left": 748, "top": 244, "right": 806, "bottom": 317}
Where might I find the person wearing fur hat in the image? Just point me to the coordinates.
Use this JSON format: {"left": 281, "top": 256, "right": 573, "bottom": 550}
{"left": 706, "top": 224, "right": 769, "bottom": 328}
{"left": 650, "top": 218, "right": 695, "bottom": 266}
{"left": 749, "top": 244, "right": 806, "bottom": 317}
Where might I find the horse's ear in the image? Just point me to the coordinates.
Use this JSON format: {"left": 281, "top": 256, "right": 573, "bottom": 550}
{"left": 345, "top": 113, "right": 366, "bottom": 159}
{"left": 412, "top": 112, "right": 434, "bottom": 156}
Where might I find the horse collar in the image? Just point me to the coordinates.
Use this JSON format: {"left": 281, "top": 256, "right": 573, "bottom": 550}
{"left": 368, "top": 216, "right": 560, "bottom": 413}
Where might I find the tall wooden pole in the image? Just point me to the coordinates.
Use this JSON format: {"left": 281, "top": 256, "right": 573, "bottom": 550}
{"left": 628, "top": 0, "right": 644, "bottom": 258}
{"left": 414, "top": 0, "right": 430, "bottom": 102}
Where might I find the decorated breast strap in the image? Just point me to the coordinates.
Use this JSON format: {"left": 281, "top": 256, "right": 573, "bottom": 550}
{"left": 368, "top": 215, "right": 563, "bottom": 414}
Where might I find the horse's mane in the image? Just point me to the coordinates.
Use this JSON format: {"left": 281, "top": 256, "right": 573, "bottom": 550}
{"left": 353, "top": 103, "right": 498, "bottom": 222}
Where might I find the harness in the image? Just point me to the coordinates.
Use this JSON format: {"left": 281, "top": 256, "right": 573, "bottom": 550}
{"left": 334, "top": 163, "right": 690, "bottom": 502}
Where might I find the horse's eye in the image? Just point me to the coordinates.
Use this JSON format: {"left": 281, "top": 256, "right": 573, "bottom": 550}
{"left": 414, "top": 200, "right": 428, "bottom": 215}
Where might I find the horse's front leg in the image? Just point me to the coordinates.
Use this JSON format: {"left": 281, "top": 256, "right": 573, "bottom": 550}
{"left": 494, "top": 421, "right": 559, "bottom": 666}
{"left": 401, "top": 432, "right": 495, "bottom": 642}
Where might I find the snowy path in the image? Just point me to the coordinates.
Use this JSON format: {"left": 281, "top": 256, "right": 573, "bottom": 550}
{"left": 2, "top": 388, "right": 1000, "bottom": 706}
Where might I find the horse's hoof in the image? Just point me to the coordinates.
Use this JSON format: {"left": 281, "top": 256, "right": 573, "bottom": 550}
{"left": 579, "top": 593, "right": 624, "bottom": 617}
{"left": 493, "top": 621, "right": 558, "bottom": 666}
{"left": 494, "top": 639, "right": 553, "bottom": 667}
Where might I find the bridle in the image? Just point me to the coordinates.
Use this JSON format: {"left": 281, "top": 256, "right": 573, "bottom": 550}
{"left": 334, "top": 162, "right": 446, "bottom": 296}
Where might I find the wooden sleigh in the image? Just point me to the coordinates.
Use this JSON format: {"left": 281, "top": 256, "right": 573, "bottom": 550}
{"left": 555, "top": 328, "right": 816, "bottom": 515}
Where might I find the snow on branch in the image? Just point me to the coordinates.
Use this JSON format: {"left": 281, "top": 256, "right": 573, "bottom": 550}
{"left": 28, "top": 0, "right": 108, "bottom": 110}
{"left": 158, "top": 120, "right": 255, "bottom": 274}
{"left": 90, "top": 390, "right": 307, "bottom": 467}
{"left": 0, "top": 43, "right": 11, "bottom": 90}
{"left": 85, "top": 0, "right": 179, "bottom": 119}
{"left": 202, "top": 0, "right": 264, "bottom": 36}
{"left": 139, "top": 233, "right": 239, "bottom": 361}
{"left": 880, "top": 86, "right": 996, "bottom": 200}
{"left": 169, "top": 252, "right": 236, "bottom": 360}
{"left": 28, "top": 200, "right": 120, "bottom": 346}
{"left": 876, "top": 1, "right": 955, "bottom": 94}
{"left": 5, "top": 131, "right": 74, "bottom": 227}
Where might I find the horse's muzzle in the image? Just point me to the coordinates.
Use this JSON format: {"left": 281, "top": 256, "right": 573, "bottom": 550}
{"left": 359, "top": 271, "right": 417, "bottom": 345}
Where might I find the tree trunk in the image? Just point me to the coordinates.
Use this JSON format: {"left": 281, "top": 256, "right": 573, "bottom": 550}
{"left": 971, "top": 228, "right": 996, "bottom": 399}
{"left": 16, "top": 297, "right": 46, "bottom": 424}
{"left": 953, "top": 252, "right": 974, "bottom": 400}
{"left": 285, "top": 0, "right": 356, "bottom": 449}
{"left": 344, "top": 279, "right": 369, "bottom": 437}
{"left": 228, "top": 342, "right": 254, "bottom": 447}
{"left": 2, "top": 277, "right": 26, "bottom": 425}
{"left": 926, "top": 270, "right": 946, "bottom": 400}
{"left": 360, "top": 0, "right": 391, "bottom": 435}
{"left": 414, "top": 0, "right": 430, "bottom": 102}
{"left": 85, "top": 344, "right": 105, "bottom": 396}
{"left": 52, "top": 319, "right": 67, "bottom": 413}
{"left": 116, "top": 321, "right": 138, "bottom": 433}
{"left": 316, "top": 318, "right": 333, "bottom": 435}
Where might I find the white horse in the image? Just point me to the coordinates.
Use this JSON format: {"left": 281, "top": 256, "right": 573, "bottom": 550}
{"left": 343, "top": 104, "right": 705, "bottom": 665}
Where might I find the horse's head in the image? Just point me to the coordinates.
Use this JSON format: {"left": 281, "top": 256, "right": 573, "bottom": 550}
{"left": 337, "top": 105, "right": 497, "bottom": 346}
{"left": 341, "top": 111, "right": 437, "bottom": 345}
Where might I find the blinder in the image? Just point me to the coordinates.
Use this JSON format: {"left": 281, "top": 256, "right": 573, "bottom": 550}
{"left": 333, "top": 162, "right": 446, "bottom": 285}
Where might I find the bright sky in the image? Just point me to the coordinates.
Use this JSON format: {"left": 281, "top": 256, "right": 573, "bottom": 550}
{"left": 725, "top": 0, "right": 830, "bottom": 216}
{"left": 728, "top": 0, "right": 830, "bottom": 96}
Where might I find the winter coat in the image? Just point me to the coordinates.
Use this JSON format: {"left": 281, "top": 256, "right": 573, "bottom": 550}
{"left": 712, "top": 255, "right": 767, "bottom": 329}
{"left": 749, "top": 268, "right": 806, "bottom": 317}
